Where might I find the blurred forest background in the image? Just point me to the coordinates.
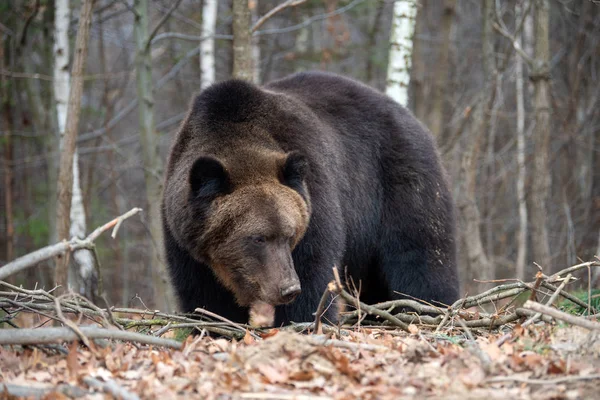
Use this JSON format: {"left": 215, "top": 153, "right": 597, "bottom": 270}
{"left": 0, "top": 0, "right": 598, "bottom": 311}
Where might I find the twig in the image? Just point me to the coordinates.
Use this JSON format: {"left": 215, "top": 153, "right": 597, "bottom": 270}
{"left": 547, "top": 261, "right": 599, "bottom": 282}
{"left": 456, "top": 317, "right": 492, "bottom": 374}
{"left": 314, "top": 282, "right": 335, "bottom": 334}
{"left": 252, "top": 0, "right": 307, "bottom": 33}
{"left": 523, "top": 273, "right": 572, "bottom": 327}
{"left": 307, "top": 335, "right": 388, "bottom": 352}
{"left": 0, "top": 383, "right": 86, "bottom": 399}
{"left": 83, "top": 376, "right": 140, "bottom": 400}
{"left": 194, "top": 307, "right": 260, "bottom": 340}
{"left": 54, "top": 296, "right": 95, "bottom": 353}
{"left": 486, "top": 374, "right": 600, "bottom": 385}
{"left": 0, "top": 208, "right": 142, "bottom": 280}
{"left": 329, "top": 276, "right": 409, "bottom": 332}
{"left": 0, "top": 326, "right": 183, "bottom": 349}
{"left": 523, "top": 301, "right": 600, "bottom": 331}
{"left": 145, "top": 0, "right": 185, "bottom": 51}
{"left": 540, "top": 281, "right": 595, "bottom": 314}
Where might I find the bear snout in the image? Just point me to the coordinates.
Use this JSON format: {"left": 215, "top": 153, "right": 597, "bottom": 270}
{"left": 280, "top": 282, "right": 301, "bottom": 304}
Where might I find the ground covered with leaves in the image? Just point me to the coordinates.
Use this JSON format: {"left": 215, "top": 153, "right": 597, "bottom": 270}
{"left": 2, "top": 321, "right": 600, "bottom": 400}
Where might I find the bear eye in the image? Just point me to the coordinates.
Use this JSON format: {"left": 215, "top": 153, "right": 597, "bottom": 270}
{"left": 251, "top": 236, "right": 266, "bottom": 246}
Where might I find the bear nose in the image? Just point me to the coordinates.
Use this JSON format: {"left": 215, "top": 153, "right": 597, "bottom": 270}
{"left": 280, "top": 284, "right": 301, "bottom": 303}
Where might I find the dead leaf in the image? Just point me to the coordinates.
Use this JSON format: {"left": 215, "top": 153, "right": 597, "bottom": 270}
{"left": 243, "top": 329, "right": 255, "bottom": 345}
{"left": 257, "top": 363, "right": 288, "bottom": 384}
{"left": 66, "top": 341, "right": 78, "bottom": 379}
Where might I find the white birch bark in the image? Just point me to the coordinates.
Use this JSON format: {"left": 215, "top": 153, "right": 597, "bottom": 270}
{"left": 385, "top": 0, "right": 417, "bottom": 106}
{"left": 54, "top": 0, "right": 94, "bottom": 292}
{"left": 200, "top": 0, "right": 218, "bottom": 89}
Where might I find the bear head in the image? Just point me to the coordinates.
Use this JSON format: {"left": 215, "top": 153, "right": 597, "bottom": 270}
{"left": 186, "top": 148, "right": 311, "bottom": 308}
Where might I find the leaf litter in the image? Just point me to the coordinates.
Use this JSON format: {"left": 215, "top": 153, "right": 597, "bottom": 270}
{"left": 1, "top": 323, "right": 599, "bottom": 399}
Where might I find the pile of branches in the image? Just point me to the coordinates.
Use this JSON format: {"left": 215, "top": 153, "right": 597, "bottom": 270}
{"left": 0, "top": 207, "right": 599, "bottom": 352}
{"left": 325, "top": 260, "right": 600, "bottom": 338}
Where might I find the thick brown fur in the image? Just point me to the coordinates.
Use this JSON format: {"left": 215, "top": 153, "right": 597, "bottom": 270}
{"left": 162, "top": 71, "right": 459, "bottom": 325}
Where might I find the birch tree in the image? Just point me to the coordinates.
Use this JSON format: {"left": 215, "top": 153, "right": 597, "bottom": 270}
{"left": 386, "top": 0, "right": 418, "bottom": 106}
{"left": 200, "top": 0, "right": 218, "bottom": 89}
{"left": 53, "top": 0, "right": 96, "bottom": 296}
{"left": 55, "top": 0, "right": 94, "bottom": 291}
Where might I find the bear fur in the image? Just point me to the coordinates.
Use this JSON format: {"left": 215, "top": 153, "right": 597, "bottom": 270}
{"left": 161, "top": 71, "right": 459, "bottom": 326}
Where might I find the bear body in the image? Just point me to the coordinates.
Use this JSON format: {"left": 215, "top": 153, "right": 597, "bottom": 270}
{"left": 162, "top": 71, "right": 459, "bottom": 325}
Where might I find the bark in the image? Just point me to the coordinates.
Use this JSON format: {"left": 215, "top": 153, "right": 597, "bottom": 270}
{"left": 529, "top": 0, "right": 551, "bottom": 269}
{"left": 133, "top": 0, "right": 175, "bottom": 312}
{"left": 232, "top": 0, "right": 253, "bottom": 81}
{"left": 1, "top": 36, "right": 14, "bottom": 263}
{"left": 55, "top": 0, "right": 94, "bottom": 289}
{"left": 386, "top": 0, "right": 418, "bottom": 106}
{"left": 428, "top": 0, "right": 456, "bottom": 140}
{"left": 410, "top": 0, "right": 427, "bottom": 122}
{"left": 201, "top": 0, "right": 218, "bottom": 89}
{"left": 250, "top": 1, "right": 261, "bottom": 83}
{"left": 457, "top": 0, "right": 494, "bottom": 288}
{"left": 515, "top": 1, "right": 528, "bottom": 281}
{"left": 54, "top": 0, "right": 96, "bottom": 297}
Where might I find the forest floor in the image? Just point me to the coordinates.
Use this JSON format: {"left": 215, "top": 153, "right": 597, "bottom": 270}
{"left": 2, "top": 318, "right": 600, "bottom": 400}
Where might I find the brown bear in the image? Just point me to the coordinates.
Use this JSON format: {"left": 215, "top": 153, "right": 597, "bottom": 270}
{"left": 161, "top": 71, "right": 459, "bottom": 326}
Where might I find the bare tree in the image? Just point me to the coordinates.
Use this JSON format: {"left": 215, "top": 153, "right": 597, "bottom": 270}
{"left": 1, "top": 34, "right": 14, "bottom": 264}
{"left": 457, "top": 0, "right": 494, "bottom": 288}
{"left": 53, "top": 0, "right": 96, "bottom": 297}
{"left": 386, "top": 0, "right": 418, "bottom": 106}
{"left": 428, "top": 0, "right": 456, "bottom": 140}
{"left": 529, "top": 0, "right": 551, "bottom": 269}
{"left": 232, "top": 0, "right": 253, "bottom": 81}
{"left": 133, "top": 0, "right": 178, "bottom": 311}
{"left": 514, "top": 1, "right": 528, "bottom": 281}
{"left": 55, "top": 0, "right": 94, "bottom": 289}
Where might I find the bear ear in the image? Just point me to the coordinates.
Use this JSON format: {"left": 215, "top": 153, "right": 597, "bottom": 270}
{"left": 281, "top": 151, "right": 309, "bottom": 191}
{"left": 189, "top": 156, "right": 231, "bottom": 198}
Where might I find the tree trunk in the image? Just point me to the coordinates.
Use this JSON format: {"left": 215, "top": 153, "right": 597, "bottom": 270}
{"left": 1, "top": 37, "right": 14, "bottom": 263}
{"left": 133, "top": 0, "right": 174, "bottom": 312}
{"left": 232, "top": 0, "right": 253, "bottom": 81}
{"left": 515, "top": 1, "right": 528, "bottom": 281}
{"left": 529, "top": 0, "right": 552, "bottom": 269}
{"left": 53, "top": 0, "right": 96, "bottom": 297}
{"left": 428, "top": 0, "right": 456, "bottom": 140}
{"left": 386, "top": 0, "right": 418, "bottom": 106}
{"left": 201, "top": 0, "right": 218, "bottom": 89}
{"left": 457, "top": 0, "right": 494, "bottom": 289}
{"left": 55, "top": 0, "right": 94, "bottom": 289}
{"left": 250, "top": 0, "right": 261, "bottom": 83}
{"left": 410, "top": 0, "right": 427, "bottom": 122}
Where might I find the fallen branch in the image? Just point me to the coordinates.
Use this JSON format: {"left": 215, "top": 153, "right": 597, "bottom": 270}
{"left": 328, "top": 269, "right": 410, "bottom": 332}
{"left": 83, "top": 376, "right": 140, "bottom": 400}
{"left": 486, "top": 374, "right": 600, "bottom": 385}
{"left": 0, "top": 207, "right": 142, "bottom": 280}
{"left": 523, "top": 301, "right": 600, "bottom": 331}
{"left": 0, "top": 326, "right": 182, "bottom": 349}
{"left": 0, "top": 383, "right": 87, "bottom": 398}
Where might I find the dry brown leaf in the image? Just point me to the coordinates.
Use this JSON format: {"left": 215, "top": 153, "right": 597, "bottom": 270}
{"left": 66, "top": 341, "right": 78, "bottom": 379}
{"left": 256, "top": 363, "right": 288, "bottom": 384}
{"left": 243, "top": 329, "right": 255, "bottom": 345}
